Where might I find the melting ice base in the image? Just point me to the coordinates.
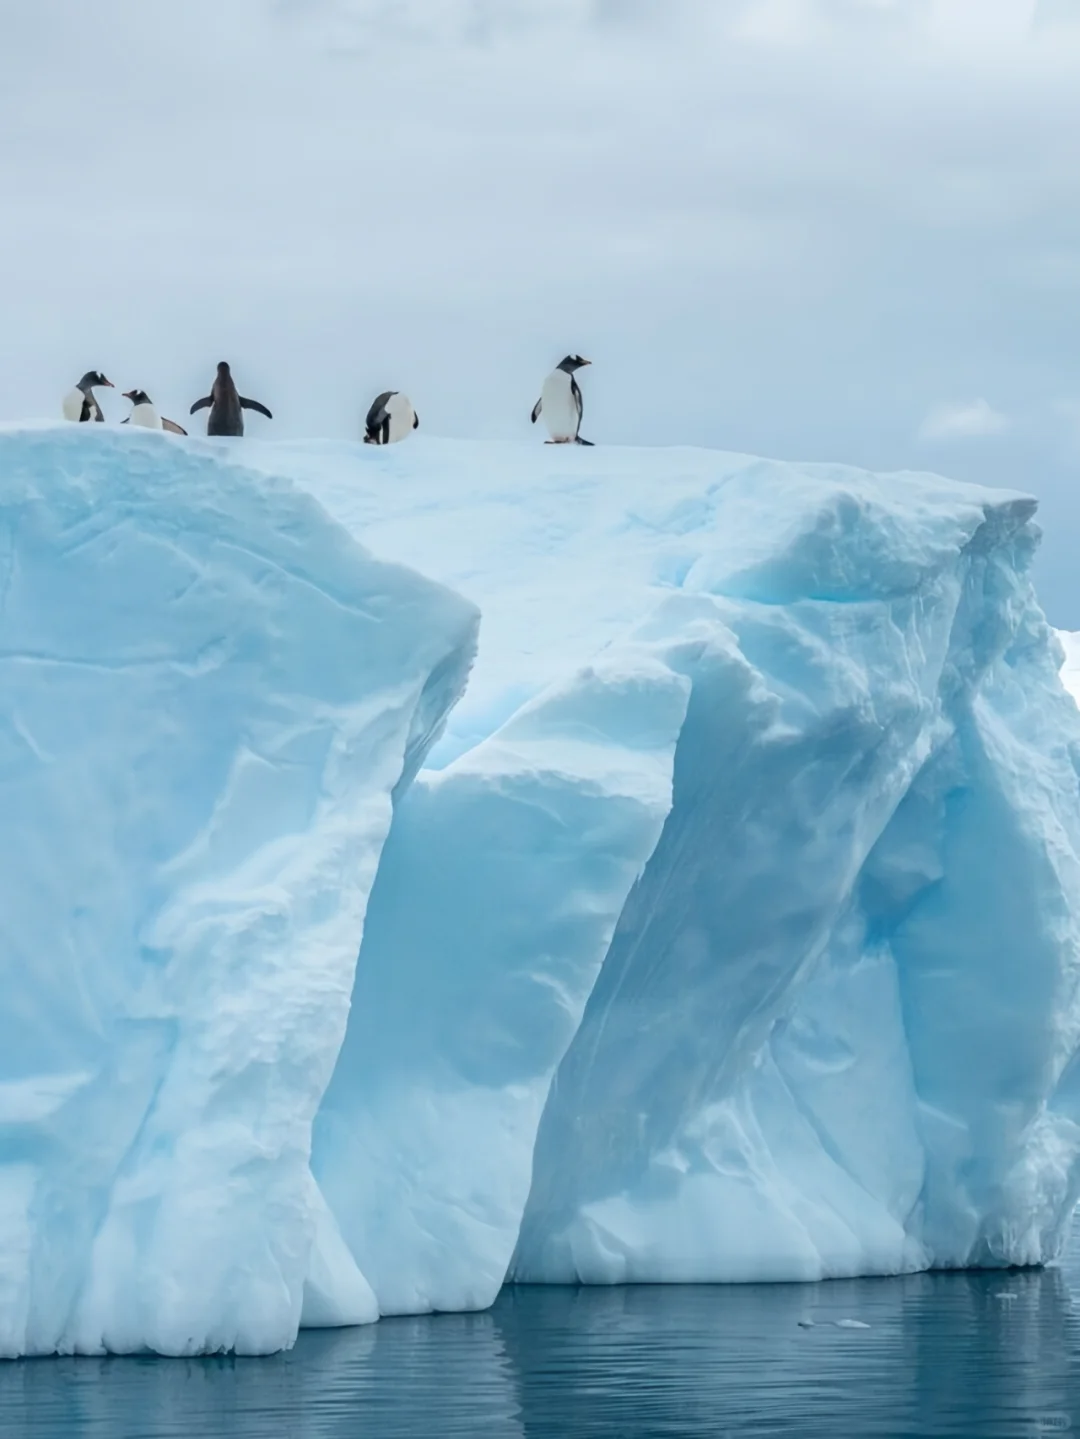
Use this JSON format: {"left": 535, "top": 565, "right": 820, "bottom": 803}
{"left": 3, "top": 426, "right": 1080, "bottom": 1355}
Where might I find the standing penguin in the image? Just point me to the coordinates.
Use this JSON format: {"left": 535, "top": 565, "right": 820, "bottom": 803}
{"left": 189, "top": 362, "right": 272, "bottom": 436}
{"left": 531, "top": 355, "right": 593, "bottom": 445}
{"left": 122, "top": 390, "right": 188, "bottom": 434}
{"left": 363, "top": 391, "right": 419, "bottom": 446}
{"left": 62, "top": 371, "right": 113, "bottom": 423}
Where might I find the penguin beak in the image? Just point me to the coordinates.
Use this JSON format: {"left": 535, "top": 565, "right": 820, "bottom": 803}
{"left": 580, "top": 359, "right": 592, "bottom": 367}
{"left": 104, "top": 379, "right": 114, "bottom": 387}
{"left": 122, "top": 391, "right": 135, "bottom": 401}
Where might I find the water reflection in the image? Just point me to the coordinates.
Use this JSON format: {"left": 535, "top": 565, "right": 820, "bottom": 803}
{"left": 496, "top": 1265, "right": 1080, "bottom": 1437}
{"left": 2, "top": 1260, "right": 1079, "bottom": 1436}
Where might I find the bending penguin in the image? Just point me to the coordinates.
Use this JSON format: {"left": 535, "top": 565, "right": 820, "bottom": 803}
{"left": 122, "top": 390, "right": 188, "bottom": 435}
{"left": 531, "top": 355, "right": 593, "bottom": 445}
{"left": 62, "top": 371, "right": 113, "bottom": 423}
{"left": 363, "top": 390, "right": 419, "bottom": 445}
{"left": 189, "top": 362, "right": 272, "bottom": 436}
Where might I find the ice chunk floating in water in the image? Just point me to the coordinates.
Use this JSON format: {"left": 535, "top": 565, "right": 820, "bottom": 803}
{"left": 3, "top": 425, "right": 1080, "bottom": 1356}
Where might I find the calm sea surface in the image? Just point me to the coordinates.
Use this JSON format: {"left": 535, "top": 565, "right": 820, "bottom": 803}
{"left": 5, "top": 1237, "right": 1080, "bottom": 1438}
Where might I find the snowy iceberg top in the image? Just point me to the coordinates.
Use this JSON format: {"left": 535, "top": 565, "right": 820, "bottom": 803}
{"left": 233, "top": 435, "right": 1038, "bottom": 763}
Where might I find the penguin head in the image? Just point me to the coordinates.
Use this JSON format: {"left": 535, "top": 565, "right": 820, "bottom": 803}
{"left": 123, "top": 389, "right": 151, "bottom": 406}
{"left": 557, "top": 355, "right": 591, "bottom": 373}
{"left": 79, "top": 371, "right": 113, "bottom": 391}
{"left": 217, "top": 361, "right": 231, "bottom": 375}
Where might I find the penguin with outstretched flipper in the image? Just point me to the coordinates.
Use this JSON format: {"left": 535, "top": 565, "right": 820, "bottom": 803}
{"left": 190, "top": 362, "right": 272, "bottom": 436}
{"left": 122, "top": 389, "right": 187, "bottom": 434}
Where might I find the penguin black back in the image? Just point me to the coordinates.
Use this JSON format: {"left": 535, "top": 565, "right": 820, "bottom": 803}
{"left": 190, "top": 362, "right": 272, "bottom": 437}
{"left": 365, "top": 391, "right": 395, "bottom": 444}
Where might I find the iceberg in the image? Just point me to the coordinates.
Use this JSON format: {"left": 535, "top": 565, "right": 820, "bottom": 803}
{"left": 3, "top": 425, "right": 1080, "bottom": 1355}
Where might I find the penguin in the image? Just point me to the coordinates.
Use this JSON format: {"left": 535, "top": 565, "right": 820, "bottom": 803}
{"left": 189, "top": 362, "right": 272, "bottom": 436}
{"left": 531, "top": 355, "right": 593, "bottom": 445}
{"left": 363, "top": 391, "right": 419, "bottom": 446}
{"left": 62, "top": 371, "right": 113, "bottom": 423}
{"left": 122, "top": 390, "right": 188, "bottom": 435}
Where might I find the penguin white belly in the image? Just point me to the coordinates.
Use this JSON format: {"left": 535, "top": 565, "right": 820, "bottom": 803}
{"left": 383, "top": 392, "right": 417, "bottom": 443}
{"left": 62, "top": 388, "right": 85, "bottom": 422}
{"left": 540, "top": 370, "right": 580, "bottom": 441}
{"left": 129, "top": 402, "right": 163, "bottom": 430}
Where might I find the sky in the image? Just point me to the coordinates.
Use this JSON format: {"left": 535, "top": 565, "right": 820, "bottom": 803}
{"left": 4, "top": 0, "right": 1080, "bottom": 620}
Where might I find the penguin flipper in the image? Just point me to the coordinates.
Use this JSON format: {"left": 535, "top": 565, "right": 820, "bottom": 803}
{"left": 190, "top": 396, "right": 212, "bottom": 415}
{"left": 570, "top": 375, "right": 584, "bottom": 430}
{"left": 413, "top": 412, "right": 419, "bottom": 430}
{"left": 575, "top": 436, "right": 595, "bottom": 446}
{"left": 531, "top": 398, "right": 542, "bottom": 424}
{"left": 240, "top": 397, "right": 273, "bottom": 420}
{"left": 121, "top": 417, "right": 129, "bottom": 425}
{"left": 162, "top": 418, "right": 188, "bottom": 436}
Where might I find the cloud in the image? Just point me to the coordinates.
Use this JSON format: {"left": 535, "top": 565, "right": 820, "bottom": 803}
{"left": 918, "top": 399, "right": 1010, "bottom": 441}
{"left": 4, "top": 0, "right": 1080, "bottom": 619}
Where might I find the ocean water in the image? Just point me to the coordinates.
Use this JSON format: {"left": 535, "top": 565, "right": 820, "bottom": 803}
{"left": 4, "top": 1245, "right": 1080, "bottom": 1438}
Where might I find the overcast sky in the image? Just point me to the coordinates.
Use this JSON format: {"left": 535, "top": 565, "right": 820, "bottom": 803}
{"left": 4, "top": 0, "right": 1080, "bottom": 620}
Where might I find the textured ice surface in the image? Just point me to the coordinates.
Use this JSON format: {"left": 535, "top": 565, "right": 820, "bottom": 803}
{"left": 239, "top": 439, "right": 1080, "bottom": 1315}
{"left": 311, "top": 623, "right": 690, "bottom": 1315}
{"left": 4, "top": 427, "right": 1080, "bottom": 1356}
{"left": 0, "top": 426, "right": 477, "bottom": 1355}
